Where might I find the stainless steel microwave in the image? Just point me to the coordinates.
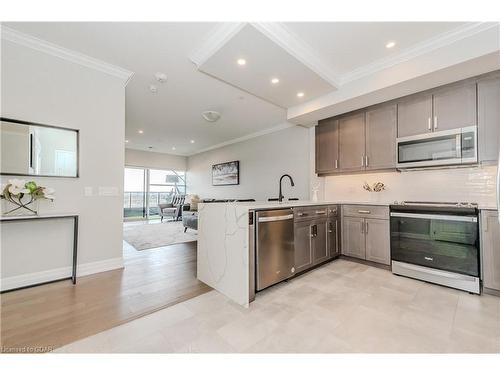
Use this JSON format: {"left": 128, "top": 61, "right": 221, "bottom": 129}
{"left": 396, "top": 126, "right": 477, "bottom": 169}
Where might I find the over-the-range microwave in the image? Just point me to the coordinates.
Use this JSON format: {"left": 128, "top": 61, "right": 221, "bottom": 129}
{"left": 396, "top": 126, "right": 477, "bottom": 170}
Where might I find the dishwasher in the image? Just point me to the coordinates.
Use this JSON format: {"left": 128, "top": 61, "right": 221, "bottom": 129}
{"left": 255, "top": 208, "right": 295, "bottom": 291}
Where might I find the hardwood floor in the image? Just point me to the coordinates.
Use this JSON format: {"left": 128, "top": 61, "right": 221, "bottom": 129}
{"left": 0, "top": 240, "right": 210, "bottom": 352}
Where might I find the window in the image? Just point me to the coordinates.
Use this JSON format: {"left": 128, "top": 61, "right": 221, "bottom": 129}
{"left": 124, "top": 167, "right": 186, "bottom": 220}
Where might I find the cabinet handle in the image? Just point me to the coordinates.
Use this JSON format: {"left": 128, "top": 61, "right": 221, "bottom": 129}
{"left": 360, "top": 222, "right": 364, "bottom": 234}
{"left": 428, "top": 117, "right": 432, "bottom": 131}
{"left": 434, "top": 116, "right": 438, "bottom": 130}
{"left": 335, "top": 159, "right": 338, "bottom": 169}
{"left": 316, "top": 210, "right": 326, "bottom": 215}
{"left": 361, "top": 156, "right": 365, "bottom": 167}
{"left": 358, "top": 210, "right": 371, "bottom": 214}
{"left": 365, "top": 155, "right": 369, "bottom": 167}
{"left": 365, "top": 222, "right": 369, "bottom": 234}
{"left": 297, "top": 212, "right": 305, "bottom": 217}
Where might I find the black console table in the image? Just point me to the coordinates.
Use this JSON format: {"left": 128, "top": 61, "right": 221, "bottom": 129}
{"left": 0, "top": 214, "right": 79, "bottom": 292}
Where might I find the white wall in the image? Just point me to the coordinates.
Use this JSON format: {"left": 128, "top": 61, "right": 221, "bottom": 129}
{"left": 187, "top": 126, "right": 310, "bottom": 201}
{"left": 0, "top": 40, "right": 127, "bottom": 289}
{"left": 125, "top": 148, "right": 186, "bottom": 171}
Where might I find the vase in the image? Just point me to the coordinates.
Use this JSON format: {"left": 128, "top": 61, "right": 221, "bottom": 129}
{"left": 1, "top": 199, "right": 39, "bottom": 217}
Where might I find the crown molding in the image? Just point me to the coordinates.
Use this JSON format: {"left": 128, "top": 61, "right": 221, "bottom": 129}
{"left": 188, "top": 121, "right": 296, "bottom": 156}
{"left": 1, "top": 25, "right": 134, "bottom": 85}
{"left": 189, "top": 22, "right": 247, "bottom": 67}
{"left": 251, "top": 22, "right": 341, "bottom": 89}
{"left": 340, "top": 22, "right": 500, "bottom": 84}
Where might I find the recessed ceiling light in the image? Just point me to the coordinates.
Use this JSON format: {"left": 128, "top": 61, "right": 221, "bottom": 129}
{"left": 385, "top": 41, "right": 396, "bottom": 49}
{"left": 297, "top": 92, "right": 305, "bottom": 98}
{"left": 149, "top": 84, "right": 158, "bottom": 93}
{"left": 190, "top": 140, "right": 195, "bottom": 144}
{"left": 125, "top": 140, "right": 129, "bottom": 143}
{"left": 172, "top": 146, "right": 176, "bottom": 151}
{"left": 271, "top": 78, "right": 279, "bottom": 84}
{"left": 237, "top": 58, "right": 246, "bottom": 66}
{"left": 138, "top": 130, "right": 144, "bottom": 134}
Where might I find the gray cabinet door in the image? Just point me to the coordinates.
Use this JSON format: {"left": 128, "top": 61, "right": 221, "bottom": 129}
{"left": 294, "top": 220, "right": 313, "bottom": 273}
{"left": 327, "top": 218, "right": 340, "bottom": 258}
{"left": 365, "top": 103, "right": 397, "bottom": 170}
{"left": 316, "top": 118, "right": 339, "bottom": 173}
{"left": 312, "top": 220, "right": 328, "bottom": 265}
{"left": 339, "top": 112, "right": 365, "bottom": 172}
{"left": 432, "top": 82, "right": 476, "bottom": 132}
{"left": 478, "top": 76, "right": 500, "bottom": 162}
{"left": 365, "top": 218, "right": 390, "bottom": 265}
{"left": 342, "top": 216, "right": 366, "bottom": 259}
{"left": 481, "top": 210, "right": 500, "bottom": 291}
{"left": 397, "top": 94, "right": 432, "bottom": 137}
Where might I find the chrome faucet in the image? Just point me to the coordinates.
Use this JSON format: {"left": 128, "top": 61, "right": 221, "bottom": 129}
{"left": 279, "top": 174, "right": 295, "bottom": 202}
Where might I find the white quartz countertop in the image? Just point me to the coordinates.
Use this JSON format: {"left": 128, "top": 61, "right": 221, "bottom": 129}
{"left": 198, "top": 200, "right": 497, "bottom": 210}
{"left": 198, "top": 200, "right": 392, "bottom": 211}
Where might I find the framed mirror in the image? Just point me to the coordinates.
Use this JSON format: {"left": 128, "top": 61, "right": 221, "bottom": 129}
{"left": 1, "top": 118, "right": 79, "bottom": 178}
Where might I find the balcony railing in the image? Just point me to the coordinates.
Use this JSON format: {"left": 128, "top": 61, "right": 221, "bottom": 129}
{"left": 123, "top": 191, "right": 182, "bottom": 218}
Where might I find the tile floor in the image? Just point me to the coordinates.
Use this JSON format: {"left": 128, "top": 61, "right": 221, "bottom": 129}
{"left": 55, "top": 259, "right": 500, "bottom": 353}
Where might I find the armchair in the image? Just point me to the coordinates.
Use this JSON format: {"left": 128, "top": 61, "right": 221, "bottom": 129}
{"left": 159, "top": 194, "right": 186, "bottom": 222}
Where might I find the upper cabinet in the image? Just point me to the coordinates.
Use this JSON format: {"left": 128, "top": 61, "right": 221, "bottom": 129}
{"left": 397, "top": 82, "right": 477, "bottom": 138}
{"left": 314, "top": 70, "right": 499, "bottom": 175}
{"left": 397, "top": 94, "right": 433, "bottom": 137}
{"left": 432, "top": 82, "right": 476, "bottom": 132}
{"left": 338, "top": 112, "right": 365, "bottom": 173}
{"left": 477, "top": 75, "right": 500, "bottom": 162}
{"left": 315, "top": 118, "right": 339, "bottom": 173}
{"left": 365, "top": 103, "right": 397, "bottom": 170}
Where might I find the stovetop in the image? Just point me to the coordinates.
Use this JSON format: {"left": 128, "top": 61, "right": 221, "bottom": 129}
{"left": 392, "top": 201, "right": 478, "bottom": 208}
{"left": 390, "top": 201, "right": 479, "bottom": 215}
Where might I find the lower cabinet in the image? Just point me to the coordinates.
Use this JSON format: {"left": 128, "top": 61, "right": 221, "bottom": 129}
{"left": 365, "top": 218, "right": 390, "bottom": 265}
{"left": 294, "top": 210, "right": 340, "bottom": 274}
{"left": 327, "top": 218, "right": 341, "bottom": 258}
{"left": 481, "top": 210, "right": 500, "bottom": 291}
{"left": 342, "top": 216, "right": 366, "bottom": 259}
{"left": 294, "top": 220, "right": 313, "bottom": 274}
{"left": 312, "top": 219, "right": 329, "bottom": 265}
{"left": 342, "top": 206, "right": 390, "bottom": 266}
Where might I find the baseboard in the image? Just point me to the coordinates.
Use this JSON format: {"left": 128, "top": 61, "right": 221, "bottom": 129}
{"left": 0, "top": 257, "right": 124, "bottom": 292}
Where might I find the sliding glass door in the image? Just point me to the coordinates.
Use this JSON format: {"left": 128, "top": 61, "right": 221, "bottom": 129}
{"left": 124, "top": 167, "right": 147, "bottom": 220}
{"left": 124, "top": 167, "right": 186, "bottom": 220}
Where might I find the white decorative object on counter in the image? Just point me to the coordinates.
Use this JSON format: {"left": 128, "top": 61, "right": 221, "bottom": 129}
{"left": 311, "top": 181, "right": 320, "bottom": 202}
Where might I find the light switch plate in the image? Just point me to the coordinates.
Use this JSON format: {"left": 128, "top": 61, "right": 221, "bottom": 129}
{"left": 98, "top": 186, "right": 119, "bottom": 197}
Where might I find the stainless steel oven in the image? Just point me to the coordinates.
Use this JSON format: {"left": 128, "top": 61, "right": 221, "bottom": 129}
{"left": 390, "top": 202, "right": 480, "bottom": 294}
{"left": 396, "top": 126, "right": 477, "bottom": 169}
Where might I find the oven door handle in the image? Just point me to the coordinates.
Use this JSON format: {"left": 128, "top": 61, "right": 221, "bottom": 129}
{"left": 390, "top": 212, "right": 477, "bottom": 222}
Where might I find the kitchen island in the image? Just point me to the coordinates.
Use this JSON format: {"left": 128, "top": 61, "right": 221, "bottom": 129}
{"left": 197, "top": 200, "right": 363, "bottom": 307}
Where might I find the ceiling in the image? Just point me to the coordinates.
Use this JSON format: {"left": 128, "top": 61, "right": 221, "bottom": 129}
{"left": 4, "top": 21, "right": 495, "bottom": 156}
{"left": 283, "top": 22, "right": 468, "bottom": 79}
{"left": 3, "top": 22, "right": 286, "bottom": 155}
{"left": 196, "top": 24, "right": 336, "bottom": 108}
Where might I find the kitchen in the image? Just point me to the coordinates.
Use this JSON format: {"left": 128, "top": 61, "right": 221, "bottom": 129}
{"left": 197, "top": 70, "right": 500, "bottom": 307}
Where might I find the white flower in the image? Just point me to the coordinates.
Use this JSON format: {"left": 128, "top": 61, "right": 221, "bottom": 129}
{"left": 7, "top": 179, "right": 29, "bottom": 196}
{"left": 43, "top": 187, "right": 56, "bottom": 200}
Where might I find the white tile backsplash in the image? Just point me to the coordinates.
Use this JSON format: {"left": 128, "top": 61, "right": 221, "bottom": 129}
{"left": 323, "top": 165, "right": 498, "bottom": 208}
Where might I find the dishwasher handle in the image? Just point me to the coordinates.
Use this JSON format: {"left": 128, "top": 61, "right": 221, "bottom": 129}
{"left": 258, "top": 214, "right": 294, "bottom": 223}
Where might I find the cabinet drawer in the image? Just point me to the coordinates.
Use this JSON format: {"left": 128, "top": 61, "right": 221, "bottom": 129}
{"left": 342, "top": 205, "right": 389, "bottom": 219}
{"left": 294, "top": 206, "right": 329, "bottom": 221}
